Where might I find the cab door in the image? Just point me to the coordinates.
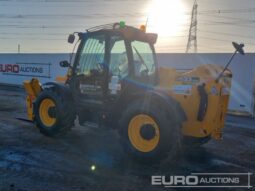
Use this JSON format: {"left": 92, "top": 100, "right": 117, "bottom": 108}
{"left": 75, "top": 34, "right": 107, "bottom": 108}
{"left": 108, "top": 34, "right": 129, "bottom": 98}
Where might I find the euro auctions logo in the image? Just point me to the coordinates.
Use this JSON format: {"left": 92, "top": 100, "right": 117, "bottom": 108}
{"left": 152, "top": 175, "right": 198, "bottom": 187}
{"left": 0, "top": 63, "right": 51, "bottom": 78}
{"left": 0, "top": 64, "right": 43, "bottom": 74}
{"left": 0, "top": 64, "right": 19, "bottom": 73}
{"left": 152, "top": 173, "right": 253, "bottom": 189}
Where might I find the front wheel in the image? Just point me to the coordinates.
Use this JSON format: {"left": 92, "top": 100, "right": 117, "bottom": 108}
{"left": 34, "top": 87, "right": 76, "bottom": 136}
{"left": 119, "top": 101, "right": 181, "bottom": 162}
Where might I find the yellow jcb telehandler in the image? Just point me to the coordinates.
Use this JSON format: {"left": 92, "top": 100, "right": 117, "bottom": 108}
{"left": 23, "top": 22, "right": 245, "bottom": 162}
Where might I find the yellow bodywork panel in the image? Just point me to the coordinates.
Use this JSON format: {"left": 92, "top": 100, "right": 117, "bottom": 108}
{"left": 55, "top": 68, "right": 72, "bottom": 83}
{"left": 23, "top": 78, "right": 42, "bottom": 121}
{"left": 158, "top": 64, "right": 231, "bottom": 139}
{"left": 55, "top": 75, "right": 68, "bottom": 83}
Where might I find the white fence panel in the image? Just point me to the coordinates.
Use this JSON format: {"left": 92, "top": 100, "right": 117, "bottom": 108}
{"left": 0, "top": 53, "right": 254, "bottom": 115}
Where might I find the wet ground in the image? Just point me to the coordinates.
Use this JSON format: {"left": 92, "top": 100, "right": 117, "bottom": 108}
{"left": 0, "top": 87, "right": 254, "bottom": 191}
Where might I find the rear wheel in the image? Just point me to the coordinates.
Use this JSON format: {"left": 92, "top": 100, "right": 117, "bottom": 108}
{"left": 119, "top": 101, "right": 181, "bottom": 162}
{"left": 34, "top": 88, "right": 75, "bottom": 136}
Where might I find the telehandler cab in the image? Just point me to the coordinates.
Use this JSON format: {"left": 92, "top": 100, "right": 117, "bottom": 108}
{"left": 23, "top": 22, "right": 245, "bottom": 161}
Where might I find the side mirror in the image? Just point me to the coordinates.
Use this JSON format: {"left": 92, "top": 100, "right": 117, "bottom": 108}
{"left": 68, "top": 34, "right": 75, "bottom": 44}
{"left": 59, "top": 60, "right": 70, "bottom": 68}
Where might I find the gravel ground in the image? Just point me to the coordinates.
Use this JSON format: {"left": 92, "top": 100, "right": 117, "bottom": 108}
{"left": 0, "top": 87, "right": 254, "bottom": 191}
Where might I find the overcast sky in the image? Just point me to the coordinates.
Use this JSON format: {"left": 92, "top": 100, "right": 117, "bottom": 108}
{"left": 0, "top": 0, "right": 254, "bottom": 53}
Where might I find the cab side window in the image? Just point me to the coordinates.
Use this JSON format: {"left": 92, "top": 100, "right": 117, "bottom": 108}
{"left": 109, "top": 36, "right": 128, "bottom": 78}
{"left": 132, "top": 41, "right": 155, "bottom": 76}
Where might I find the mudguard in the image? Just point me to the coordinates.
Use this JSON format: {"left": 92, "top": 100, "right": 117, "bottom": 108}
{"left": 146, "top": 90, "right": 187, "bottom": 124}
{"left": 121, "top": 90, "right": 187, "bottom": 125}
{"left": 38, "top": 82, "right": 75, "bottom": 117}
{"left": 42, "top": 82, "right": 73, "bottom": 99}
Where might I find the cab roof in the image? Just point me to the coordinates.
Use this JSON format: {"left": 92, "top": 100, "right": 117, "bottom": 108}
{"left": 78, "top": 22, "right": 158, "bottom": 44}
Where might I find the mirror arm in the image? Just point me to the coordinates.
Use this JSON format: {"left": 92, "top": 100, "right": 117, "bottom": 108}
{"left": 215, "top": 50, "right": 237, "bottom": 82}
{"left": 215, "top": 42, "right": 245, "bottom": 83}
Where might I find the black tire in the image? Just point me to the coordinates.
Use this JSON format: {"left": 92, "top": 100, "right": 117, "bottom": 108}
{"left": 119, "top": 100, "right": 181, "bottom": 163}
{"left": 34, "top": 87, "right": 76, "bottom": 137}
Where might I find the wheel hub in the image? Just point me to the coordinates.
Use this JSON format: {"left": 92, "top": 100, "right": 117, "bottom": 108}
{"left": 48, "top": 106, "right": 56, "bottom": 118}
{"left": 39, "top": 98, "right": 56, "bottom": 127}
{"left": 140, "top": 124, "right": 156, "bottom": 140}
{"left": 128, "top": 114, "right": 160, "bottom": 153}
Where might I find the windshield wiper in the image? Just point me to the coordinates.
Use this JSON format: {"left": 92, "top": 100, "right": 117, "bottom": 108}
{"left": 132, "top": 46, "right": 149, "bottom": 72}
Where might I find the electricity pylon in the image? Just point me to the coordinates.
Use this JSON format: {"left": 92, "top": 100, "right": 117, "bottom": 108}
{"left": 186, "top": 0, "right": 198, "bottom": 53}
